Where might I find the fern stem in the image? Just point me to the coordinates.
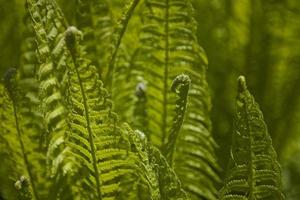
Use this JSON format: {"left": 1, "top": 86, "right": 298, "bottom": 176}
{"left": 105, "top": 0, "right": 140, "bottom": 90}
{"left": 162, "top": 0, "right": 170, "bottom": 145}
{"left": 11, "top": 94, "right": 39, "bottom": 200}
{"left": 69, "top": 42, "right": 103, "bottom": 200}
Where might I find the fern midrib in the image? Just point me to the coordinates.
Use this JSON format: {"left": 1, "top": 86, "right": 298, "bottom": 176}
{"left": 12, "top": 99, "right": 39, "bottom": 200}
{"left": 71, "top": 54, "right": 102, "bottom": 199}
{"left": 244, "top": 97, "right": 255, "bottom": 199}
{"left": 162, "top": 0, "right": 170, "bottom": 145}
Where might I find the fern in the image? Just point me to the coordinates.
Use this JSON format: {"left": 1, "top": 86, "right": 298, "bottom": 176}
{"left": 18, "top": 13, "right": 46, "bottom": 149}
{"left": 111, "top": 48, "right": 136, "bottom": 123}
{"left": 219, "top": 76, "right": 284, "bottom": 200}
{"left": 163, "top": 74, "right": 190, "bottom": 166}
{"left": 0, "top": 68, "right": 44, "bottom": 200}
{"left": 74, "top": 0, "right": 140, "bottom": 125}
{"left": 26, "top": 0, "right": 69, "bottom": 169}
{"left": 134, "top": 0, "right": 220, "bottom": 198}
{"left": 105, "top": 0, "right": 140, "bottom": 88}
{"left": 74, "top": 0, "right": 114, "bottom": 77}
{"left": 63, "top": 26, "right": 189, "bottom": 199}
{"left": 64, "top": 26, "right": 145, "bottom": 199}
{"left": 128, "top": 128, "right": 189, "bottom": 199}
{"left": 0, "top": 1, "right": 295, "bottom": 200}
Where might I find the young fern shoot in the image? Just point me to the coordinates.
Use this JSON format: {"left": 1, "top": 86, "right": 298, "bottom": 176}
{"left": 163, "top": 74, "right": 190, "bottom": 166}
{"left": 219, "top": 76, "right": 285, "bottom": 200}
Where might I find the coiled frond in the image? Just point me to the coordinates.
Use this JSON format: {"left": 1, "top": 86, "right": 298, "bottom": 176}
{"left": 219, "top": 76, "right": 284, "bottom": 200}
{"left": 163, "top": 74, "right": 190, "bottom": 166}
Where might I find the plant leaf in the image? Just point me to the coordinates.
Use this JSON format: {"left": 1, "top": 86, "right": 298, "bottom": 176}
{"left": 219, "top": 76, "right": 285, "bottom": 200}
{"left": 134, "top": 0, "right": 220, "bottom": 198}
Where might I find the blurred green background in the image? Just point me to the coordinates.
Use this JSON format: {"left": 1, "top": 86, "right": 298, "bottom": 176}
{"left": 0, "top": 0, "right": 299, "bottom": 198}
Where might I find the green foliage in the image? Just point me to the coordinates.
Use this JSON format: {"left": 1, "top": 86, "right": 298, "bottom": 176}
{"left": 74, "top": 0, "right": 114, "bottom": 77}
{"left": 1, "top": 68, "right": 47, "bottom": 200}
{"left": 133, "top": 0, "right": 220, "bottom": 199}
{"left": 0, "top": 0, "right": 299, "bottom": 199}
{"left": 219, "top": 76, "right": 284, "bottom": 200}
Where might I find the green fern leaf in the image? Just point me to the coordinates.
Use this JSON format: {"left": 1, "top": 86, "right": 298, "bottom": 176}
{"left": 105, "top": 0, "right": 140, "bottom": 89}
{"left": 128, "top": 128, "right": 189, "bottom": 199}
{"left": 0, "top": 69, "right": 45, "bottom": 200}
{"left": 26, "top": 0, "right": 69, "bottom": 168}
{"left": 64, "top": 26, "right": 148, "bottom": 199}
{"left": 18, "top": 12, "right": 47, "bottom": 150}
{"left": 64, "top": 25, "right": 190, "bottom": 199}
{"left": 134, "top": 0, "right": 220, "bottom": 198}
{"left": 111, "top": 49, "right": 137, "bottom": 122}
{"left": 219, "top": 76, "right": 285, "bottom": 200}
{"left": 75, "top": 0, "right": 114, "bottom": 77}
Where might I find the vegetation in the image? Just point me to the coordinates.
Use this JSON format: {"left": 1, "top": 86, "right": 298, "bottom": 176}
{"left": 0, "top": 0, "right": 299, "bottom": 199}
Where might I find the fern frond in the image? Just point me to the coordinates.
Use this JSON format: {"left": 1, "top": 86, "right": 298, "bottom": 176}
{"left": 128, "top": 128, "right": 189, "bottom": 199}
{"left": 0, "top": 69, "right": 44, "bottom": 200}
{"left": 148, "top": 143, "right": 189, "bottom": 199}
{"left": 64, "top": 26, "right": 146, "bottom": 199}
{"left": 111, "top": 49, "right": 146, "bottom": 135}
{"left": 134, "top": 0, "right": 220, "bottom": 198}
{"left": 219, "top": 76, "right": 285, "bottom": 200}
{"left": 26, "top": 0, "right": 69, "bottom": 167}
{"left": 105, "top": 0, "right": 140, "bottom": 89}
{"left": 75, "top": 0, "right": 114, "bottom": 77}
{"left": 18, "top": 13, "right": 46, "bottom": 149}
{"left": 111, "top": 48, "right": 134, "bottom": 116}
{"left": 163, "top": 74, "right": 190, "bottom": 166}
{"left": 65, "top": 26, "right": 104, "bottom": 199}
{"left": 64, "top": 25, "right": 190, "bottom": 199}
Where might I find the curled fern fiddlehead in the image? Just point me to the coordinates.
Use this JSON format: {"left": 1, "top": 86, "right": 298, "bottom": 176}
{"left": 219, "top": 76, "right": 285, "bottom": 200}
{"left": 163, "top": 74, "right": 190, "bottom": 166}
